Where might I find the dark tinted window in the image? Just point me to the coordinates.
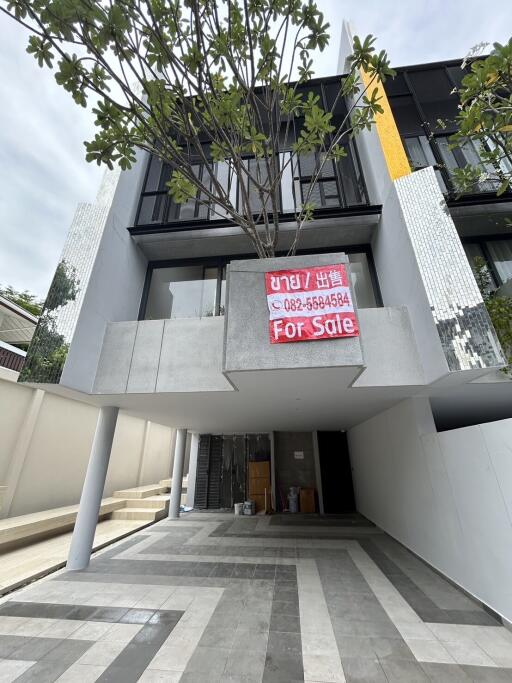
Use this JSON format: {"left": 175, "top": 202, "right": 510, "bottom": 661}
{"left": 407, "top": 69, "right": 459, "bottom": 132}
{"left": 384, "top": 72, "right": 409, "bottom": 97}
{"left": 388, "top": 95, "right": 423, "bottom": 136}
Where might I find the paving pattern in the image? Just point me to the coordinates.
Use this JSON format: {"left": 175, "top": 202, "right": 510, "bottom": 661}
{"left": 0, "top": 512, "right": 511, "bottom": 682}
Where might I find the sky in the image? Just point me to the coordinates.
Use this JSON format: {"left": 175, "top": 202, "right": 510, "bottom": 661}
{"left": 1, "top": 0, "right": 511, "bottom": 298}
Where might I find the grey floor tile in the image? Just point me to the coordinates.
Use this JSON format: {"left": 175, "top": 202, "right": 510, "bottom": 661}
{"left": 118, "top": 608, "right": 156, "bottom": 624}
{"left": 0, "top": 635, "right": 35, "bottom": 658}
{"left": 148, "top": 609, "right": 182, "bottom": 626}
{"left": 185, "top": 645, "right": 230, "bottom": 676}
{"left": 13, "top": 660, "right": 71, "bottom": 683}
{"left": 266, "top": 631, "right": 302, "bottom": 655}
{"left": 199, "top": 626, "right": 237, "bottom": 649}
{"left": 237, "top": 610, "right": 271, "bottom": 632}
{"left": 461, "top": 666, "right": 512, "bottom": 682}
{"left": 335, "top": 635, "right": 376, "bottom": 659}
{"left": 179, "top": 673, "right": 221, "bottom": 683}
{"left": 96, "top": 665, "right": 143, "bottom": 683}
{"left": 110, "top": 642, "right": 157, "bottom": 668}
{"left": 271, "top": 600, "right": 300, "bottom": 617}
{"left": 42, "top": 639, "right": 92, "bottom": 663}
{"left": 370, "top": 636, "right": 415, "bottom": 660}
{"left": 273, "top": 586, "right": 298, "bottom": 601}
{"left": 263, "top": 651, "right": 303, "bottom": 682}
{"left": 224, "top": 649, "right": 266, "bottom": 678}
{"left": 10, "top": 636, "right": 63, "bottom": 661}
{"left": 88, "top": 607, "right": 128, "bottom": 623}
{"left": 379, "top": 659, "right": 430, "bottom": 682}
{"left": 420, "top": 662, "right": 472, "bottom": 681}
{"left": 232, "top": 628, "right": 268, "bottom": 652}
{"left": 341, "top": 657, "right": 388, "bottom": 683}
{"left": 332, "top": 618, "right": 401, "bottom": 639}
{"left": 269, "top": 613, "right": 300, "bottom": 633}
{"left": 131, "top": 623, "right": 172, "bottom": 646}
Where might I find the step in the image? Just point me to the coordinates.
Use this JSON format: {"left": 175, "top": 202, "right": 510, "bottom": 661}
{"left": 113, "top": 485, "right": 167, "bottom": 500}
{"left": 124, "top": 496, "right": 170, "bottom": 509}
{"left": 159, "top": 478, "right": 188, "bottom": 492}
{"left": 111, "top": 507, "right": 167, "bottom": 522}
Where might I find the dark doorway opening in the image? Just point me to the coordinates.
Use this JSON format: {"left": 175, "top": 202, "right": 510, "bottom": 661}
{"left": 194, "top": 433, "right": 270, "bottom": 509}
{"left": 317, "top": 431, "right": 356, "bottom": 513}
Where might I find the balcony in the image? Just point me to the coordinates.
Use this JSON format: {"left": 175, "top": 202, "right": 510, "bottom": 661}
{"left": 133, "top": 77, "right": 372, "bottom": 231}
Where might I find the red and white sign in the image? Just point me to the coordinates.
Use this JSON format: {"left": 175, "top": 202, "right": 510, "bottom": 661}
{"left": 265, "top": 263, "right": 359, "bottom": 344}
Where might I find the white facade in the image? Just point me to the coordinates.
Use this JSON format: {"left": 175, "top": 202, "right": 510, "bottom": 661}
{"left": 16, "top": 33, "right": 512, "bottom": 618}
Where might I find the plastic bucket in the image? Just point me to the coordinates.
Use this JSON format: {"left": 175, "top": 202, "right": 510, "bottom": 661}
{"left": 234, "top": 503, "right": 244, "bottom": 516}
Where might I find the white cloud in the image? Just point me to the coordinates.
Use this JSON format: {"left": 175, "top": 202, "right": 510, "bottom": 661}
{"left": 0, "top": 1, "right": 511, "bottom": 297}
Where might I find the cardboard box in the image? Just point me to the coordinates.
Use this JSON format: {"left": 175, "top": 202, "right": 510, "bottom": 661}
{"left": 248, "top": 461, "right": 270, "bottom": 479}
{"left": 300, "top": 488, "right": 316, "bottom": 513}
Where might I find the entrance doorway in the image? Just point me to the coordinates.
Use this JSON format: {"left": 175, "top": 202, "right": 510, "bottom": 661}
{"left": 317, "top": 431, "right": 356, "bottom": 513}
{"left": 194, "top": 433, "right": 270, "bottom": 509}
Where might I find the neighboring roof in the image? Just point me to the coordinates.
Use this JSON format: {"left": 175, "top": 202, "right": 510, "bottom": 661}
{"left": 0, "top": 295, "right": 38, "bottom": 345}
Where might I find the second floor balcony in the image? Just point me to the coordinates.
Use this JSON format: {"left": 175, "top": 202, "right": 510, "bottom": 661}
{"left": 133, "top": 78, "right": 371, "bottom": 231}
{"left": 135, "top": 147, "right": 369, "bottom": 230}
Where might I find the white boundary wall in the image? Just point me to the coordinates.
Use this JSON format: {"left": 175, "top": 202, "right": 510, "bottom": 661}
{"left": 0, "top": 368, "right": 175, "bottom": 518}
{"left": 348, "top": 397, "right": 512, "bottom": 623}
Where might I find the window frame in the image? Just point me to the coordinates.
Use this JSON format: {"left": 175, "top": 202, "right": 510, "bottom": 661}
{"left": 138, "top": 244, "right": 382, "bottom": 320}
{"left": 461, "top": 234, "right": 512, "bottom": 288}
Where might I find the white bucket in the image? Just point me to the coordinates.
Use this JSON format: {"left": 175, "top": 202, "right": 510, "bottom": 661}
{"left": 234, "top": 503, "right": 244, "bottom": 516}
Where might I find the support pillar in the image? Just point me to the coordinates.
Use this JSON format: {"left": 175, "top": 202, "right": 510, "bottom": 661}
{"left": 168, "top": 428, "right": 187, "bottom": 519}
{"left": 67, "top": 406, "right": 119, "bottom": 570}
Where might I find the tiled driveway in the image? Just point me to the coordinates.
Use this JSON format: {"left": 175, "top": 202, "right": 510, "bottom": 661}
{"left": 0, "top": 512, "right": 511, "bottom": 682}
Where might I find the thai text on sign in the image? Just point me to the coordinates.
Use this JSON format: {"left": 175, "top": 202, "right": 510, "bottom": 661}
{"left": 265, "top": 264, "right": 359, "bottom": 344}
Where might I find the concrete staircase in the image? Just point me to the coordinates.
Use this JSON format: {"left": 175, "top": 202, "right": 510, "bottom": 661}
{"left": 110, "top": 477, "right": 188, "bottom": 522}
{"left": 111, "top": 484, "right": 169, "bottom": 522}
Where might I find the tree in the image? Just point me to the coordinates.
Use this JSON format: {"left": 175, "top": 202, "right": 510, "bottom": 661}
{"left": 2, "top": 0, "right": 394, "bottom": 257}
{"left": 450, "top": 38, "right": 512, "bottom": 196}
{"left": 0, "top": 284, "right": 43, "bottom": 316}
{"left": 473, "top": 256, "right": 512, "bottom": 375}
{"left": 19, "top": 260, "right": 80, "bottom": 382}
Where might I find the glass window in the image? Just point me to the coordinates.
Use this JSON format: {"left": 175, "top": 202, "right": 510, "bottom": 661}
{"left": 143, "top": 251, "right": 379, "bottom": 320}
{"left": 407, "top": 69, "right": 459, "bottom": 133}
{"left": 388, "top": 95, "right": 423, "bottom": 137}
{"left": 463, "top": 243, "right": 497, "bottom": 291}
{"left": 144, "top": 266, "right": 220, "bottom": 320}
{"left": 486, "top": 240, "right": 512, "bottom": 285}
{"left": 437, "top": 136, "right": 500, "bottom": 192}
{"left": 348, "top": 253, "right": 377, "bottom": 308}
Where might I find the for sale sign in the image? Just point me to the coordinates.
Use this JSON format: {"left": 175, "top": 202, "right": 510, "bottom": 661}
{"left": 265, "top": 264, "right": 359, "bottom": 344}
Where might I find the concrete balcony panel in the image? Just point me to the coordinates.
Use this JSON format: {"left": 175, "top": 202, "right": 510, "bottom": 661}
{"left": 93, "top": 318, "right": 233, "bottom": 395}
{"left": 156, "top": 318, "right": 232, "bottom": 393}
{"left": 223, "top": 253, "right": 364, "bottom": 377}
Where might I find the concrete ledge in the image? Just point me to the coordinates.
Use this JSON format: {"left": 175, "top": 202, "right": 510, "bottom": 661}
{"left": 0, "top": 498, "right": 125, "bottom": 548}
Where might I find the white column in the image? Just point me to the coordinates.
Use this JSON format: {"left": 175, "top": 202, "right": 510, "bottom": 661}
{"left": 312, "top": 431, "right": 325, "bottom": 514}
{"left": 186, "top": 432, "right": 200, "bottom": 508}
{"left": 67, "top": 406, "right": 119, "bottom": 570}
{"left": 168, "top": 428, "right": 187, "bottom": 519}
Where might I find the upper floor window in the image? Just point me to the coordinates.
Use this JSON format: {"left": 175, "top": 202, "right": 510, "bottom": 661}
{"left": 133, "top": 78, "right": 370, "bottom": 229}
{"left": 385, "top": 63, "right": 512, "bottom": 198}
{"left": 144, "top": 265, "right": 225, "bottom": 320}
{"left": 463, "top": 237, "right": 512, "bottom": 290}
{"left": 140, "top": 250, "right": 379, "bottom": 321}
